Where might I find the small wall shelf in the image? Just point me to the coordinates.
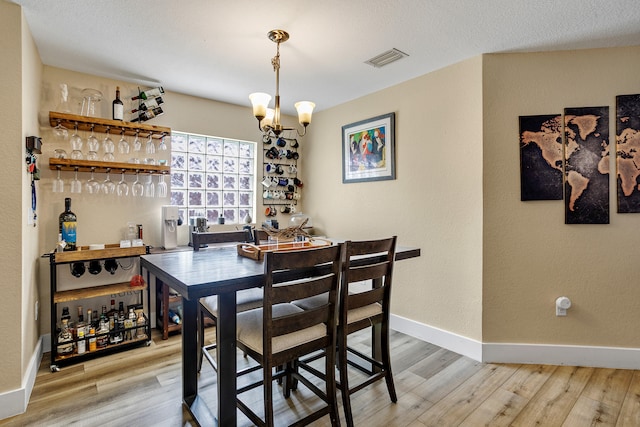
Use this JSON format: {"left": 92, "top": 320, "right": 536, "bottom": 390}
{"left": 49, "top": 111, "right": 171, "bottom": 139}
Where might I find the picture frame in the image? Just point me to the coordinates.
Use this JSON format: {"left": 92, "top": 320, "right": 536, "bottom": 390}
{"left": 342, "top": 112, "right": 396, "bottom": 183}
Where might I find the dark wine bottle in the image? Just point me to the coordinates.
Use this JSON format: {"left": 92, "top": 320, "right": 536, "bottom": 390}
{"left": 131, "top": 106, "right": 164, "bottom": 122}
{"left": 58, "top": 198, "right": 77, "bottom": 251}
{"left": 112, "top": 86, "right": 124, "bottom": 121}
{"left": 130, "top": 96, "right": 163, "bottom": 113}
{"left": 131, "top": 87, "right": 164, "bottom": 101}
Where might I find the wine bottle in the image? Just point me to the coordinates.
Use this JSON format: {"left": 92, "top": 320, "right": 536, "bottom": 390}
{"left": 59, "top": 198, "right": 77, "bottom": 251}
{"left": 112, "top": 86, "right": 124, "bottom": 121}
{"left": 131, "top": 106, "right": 163, "bottom": 123}
{"left": 131, "top": 87, "right": 164, "bottom": 101}
{"left": 130, "top": 96, "right": 163, "bottom": 113}
{"left": 168, "top": 308, "right": 181, "bottom": 324}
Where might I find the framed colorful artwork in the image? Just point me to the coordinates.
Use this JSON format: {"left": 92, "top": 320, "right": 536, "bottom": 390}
{"left": 342, "top": 112, "right": 395, "bottom": 183}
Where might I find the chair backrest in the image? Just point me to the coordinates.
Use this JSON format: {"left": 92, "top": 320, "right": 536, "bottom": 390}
{"left": 191, "top": 229, "right": 254, "bottom": 251}
{"left": 340, "top": 236, "right": 397, "bottom": 331}
{"left": 263, "top": 244, "right": 342, "bottom": 361}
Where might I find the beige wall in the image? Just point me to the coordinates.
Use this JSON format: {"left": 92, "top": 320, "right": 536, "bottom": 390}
{"left": 483, "top": 46, "right": 640, "bottom": 347}
{"left": 304, "top": 57, "right": 485, "bottom": 341}
{"left": 0, "top": 0, "right": 25, "bottom": 394}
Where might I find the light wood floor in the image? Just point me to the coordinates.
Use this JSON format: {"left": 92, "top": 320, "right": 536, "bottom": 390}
{"left": 3, "top": 328, "right": 640, "bottom": 427}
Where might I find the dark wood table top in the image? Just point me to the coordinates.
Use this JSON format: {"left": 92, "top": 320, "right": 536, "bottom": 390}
{"left": 140, "top": 242, "right": 420, "bottom": 300}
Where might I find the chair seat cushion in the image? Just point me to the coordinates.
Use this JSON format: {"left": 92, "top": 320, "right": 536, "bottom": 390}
{"left": 237, "top": 304, "right": 327, "bottom": 354}
{"left": 200, "top": 288, "right": 264, "bottom": 317}
{"left": 291, "top": 293, "right": 327, "bottom": 311}
{"left": 347, "top": 302, "right": 382, "bottom": 324}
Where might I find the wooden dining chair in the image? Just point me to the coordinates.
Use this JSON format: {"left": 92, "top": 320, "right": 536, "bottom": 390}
{"left": 295, "top": 236, "right": 397, "bottom": 427}
{"left": 235, "top": 244, "right": 342, "bottom": 427}
{"left": 197, "top": 228, "right": 263, "bottom": 372}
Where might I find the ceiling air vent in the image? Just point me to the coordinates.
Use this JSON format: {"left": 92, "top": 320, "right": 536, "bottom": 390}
{"left": 365, "top": 48, "right": 409, "bottom": 68}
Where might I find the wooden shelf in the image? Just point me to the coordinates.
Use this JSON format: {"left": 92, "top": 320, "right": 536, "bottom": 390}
{"left": 49, "top": 111, "right": 170, "bottom": 139}
{"left": 49, "top": 244, "right": 148, "bottom": 263}
{"left": 49, "top": 158, "right": 170, "bottom": 175}
{"left": 54, "top": 282, "right": 147, "bottom": 304}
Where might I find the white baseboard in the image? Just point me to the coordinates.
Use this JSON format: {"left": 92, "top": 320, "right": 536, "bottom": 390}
{"left": 390, "top": 314, "right": 483, "bottom": 361}
{"left": 0, "top": 336, "right": 43, "bottom": 421}
{"left": 390, "top": 314, "right": 640, "bottom": 370}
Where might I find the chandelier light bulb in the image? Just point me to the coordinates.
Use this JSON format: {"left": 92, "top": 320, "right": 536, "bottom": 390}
{"left": 249, "top": 92, "right": 271, "bottom": 120}
{"left": 295, "top": 101, "right": 315, "bottom": 126}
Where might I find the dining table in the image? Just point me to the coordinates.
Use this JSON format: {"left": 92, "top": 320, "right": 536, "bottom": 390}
{"left": 140, "top": 240, "right": 420, "bottom": 426}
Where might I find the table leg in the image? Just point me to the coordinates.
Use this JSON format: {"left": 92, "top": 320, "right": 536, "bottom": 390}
{"left": 182, "top": 297, "right": 198, "bottom": 406}
{"left": 217, "top": 291, "right": 238, "bottom": 425}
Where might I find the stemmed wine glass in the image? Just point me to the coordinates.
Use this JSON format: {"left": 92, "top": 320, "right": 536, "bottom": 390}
{"left": 85, "top": 167, "right": 100, "bottom": 194}
{"left": 70, "top": 123, "right": 83, "bottom": 160}
{"left": 132, "top": 131, "right": 142, "bottom": 163}
{"left": 118, "top": 128, "right": 130, "bottom": 154}
{"left": 101, "top": 168, "right": 116, "bottom": 195}
{"left": 103, "top": 127, "right": 115, "bottom": 161}
{"left": 116, "top": 169, "right": 129, "bottom": 197}
{"left": 145, "top": 133, "right": 155, "bottom": 155}
{"left": 144, "top": 173, "right": 155, "bottom": 198}
{"left": 86, "top": 125, "right": 100, "bottom": 161}
{"left": 157, "top": 173, "right": 168, "bottom": 198}
{"left": 52, "top": 166, "right": 64, "bottom": 193}
{"left": 71, "top": 167, "right": 82, "bottom": 193}
{"left": 53, "top": 119, "right": 69, "bottom": 142}
{"left": 157, "top": 133, "right": 168, "bottom": 151}
{"left": 131, "top": 170, "right": 144, "bottom": 197}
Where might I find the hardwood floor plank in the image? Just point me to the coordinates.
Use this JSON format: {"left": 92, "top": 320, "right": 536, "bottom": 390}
{"left": 510, "top": 365, "right": 594, "bottom": 426}
{"left": 416, "top": 363, "right": 520, "bottom": 426}
{"left": 616, "top": 370, "right": 640, "bottom": 427}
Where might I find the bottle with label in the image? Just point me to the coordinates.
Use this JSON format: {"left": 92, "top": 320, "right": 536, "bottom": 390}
{"left": 131, "top": 106, "right": 163, "bottom": 123}
{"left": 168, "top": 308, "right": 181, "bottom": 325}
{"left": 107, "top": 299, "right": 117, "bottom": 341}
{"left": 136, "top": 310, "right": 147, "bottom": 339}
{"left": 130, "top": 96, "right": 163, "bottom": 113}
{"left": 112, "top": 86, "right": 124, "bottom": 121}
{"left": 75, "top": 306, "right": 86, "bottom": 355}
{"left": 97, "top": 305, "right": 110, "bottom": 348}
{"left": 58, "top": 198, "right": 77, "bottom": 251}
{"left": 87, "top": 327, "right": 96, "bottom": 352}
{"left": 57, "top": 319, "right": 74, "bottom": 356}
{"left": 131, "top": 86, "right": 164, "bottom": 101}
{"left": 117, "top": 301, "right": 126, "bottom": 342}
{"left": 125, "top": 308, "right": 137, "bottom": 340}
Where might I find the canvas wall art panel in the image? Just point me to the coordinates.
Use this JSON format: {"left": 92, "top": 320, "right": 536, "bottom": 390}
{"left": 615, "top": 94, "right": 640, "bottom": 213}
{"left": 519, "top": 114, "right": 563, "bottom": 201}
{"left": 564, "top": 106, "right": 610, "bottom": 224}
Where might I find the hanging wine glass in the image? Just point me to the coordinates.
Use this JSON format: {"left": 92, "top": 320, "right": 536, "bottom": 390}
{"left": 71, "top": 167, "right": 82, "bottom": 193}
{"left": 157, "top": 133, "right": 168, "bottom": 151}
{"left": 53, "top": 120, "right": 68, "bottom": 142}
{"left": 52, "top": 166, "right": 64, "bottom": 193}
{"left": 157, "top": 173, "right": 168, "bottom": 198}
{"left": 131, "top": 170, "right": 144, "bottom": 197}
{"left": 101, "top": 168, "right": 116, "bottom": 195}
{"left": 144, "top": 172, "right": 155, "bottom": 198}
{"left": 118, "top": 128, "right": 130, "bottom": 154}
{"left": 131, "top": 130, "right": 142, "bottom": 164}
{"left": 145, "top": 133, "right": 156, "bottom": 155}
{"left": 70, "top": 123, "right": 83, "bottom": 160}
{"left": 85, "top": 167, "right": 100, "bottom": 194}
{"left": 116, "top": 169, "right": 129, "bottom": 197}
{"left": 103, "top": 127, "right": 115, "bottom": 161}
{"left": 86, "top": 125, "right": 99, "bottom": 161}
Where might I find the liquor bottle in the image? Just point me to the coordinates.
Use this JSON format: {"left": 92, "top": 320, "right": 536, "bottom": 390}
{"left": 76, "top": 306, "right": 86, "bottom": 355}
{"left": 97, "top": 305, "right": 110, "bottom": 348}
{"left": 117, "top": 301, "right": 126, "bottom": 342}
{"left": 87, "top": 327, "right": 96, "bottom": 352}
{"left": 107, "top": 299, "right": 117, "bottom": 333}
{"left": 168, "top": 308, "right": 181, "bottom": 325}
{"left": 131, "top": 106, "right": 163, "bottom": 123}
{"left": 130, "top": 96, "right": 163, "bottom": 113}
{"left": 131, "top": 86, "right": 164, "bottom": 101}
{"left": 125, "top": 308, "right": 137, "bottom": 340}
{"left": 112, "top": 86, "right": 124, "bottom": 121}
{"left": 136, "top": 310, "right": 147, "bottom": 339}
{"left": 58, "top": 198, "right": 77, "bottom": 251}
{"left": 57, "top": 319, "right": 74, "bottom": 356}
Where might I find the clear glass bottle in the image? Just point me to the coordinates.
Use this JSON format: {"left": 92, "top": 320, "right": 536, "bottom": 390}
{"left": 136, "top": 311, "right": 147, "bottom": 339}
{"left": 57, "top": 319, "right": 74, "bottom": 356}
{"left": 58, "top": 198, "right": 77, "bottom": 251}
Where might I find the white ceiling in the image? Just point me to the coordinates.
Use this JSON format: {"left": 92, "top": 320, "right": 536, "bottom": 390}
{"left": 11, "top": 0, "right": 640, "bottom": 115}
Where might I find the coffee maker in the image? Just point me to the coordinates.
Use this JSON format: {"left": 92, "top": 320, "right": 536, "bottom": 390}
{"left": 189, "top": 217, "right": 208, "bottom": 247}
{"left": 161, "top": 206, "right": 179, "bottom": 249}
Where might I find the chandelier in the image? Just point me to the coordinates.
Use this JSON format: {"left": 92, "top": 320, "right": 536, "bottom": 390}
{"left": 249, "top": 30, "right": 315, "bottom": 141}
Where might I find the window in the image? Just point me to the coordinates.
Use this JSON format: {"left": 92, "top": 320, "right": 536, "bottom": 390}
{"left": 170, "top": 131, "right": 256, "bottom": 225}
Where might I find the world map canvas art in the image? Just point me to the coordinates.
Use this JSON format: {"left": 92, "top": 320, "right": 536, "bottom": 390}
{"left": 615, "top": 94, "right": 640, "bottom": 213}
{"left": 564, "top": 106, "right": 610, "bottom": 224}
{"left": 519, "top": 114, "right": 563, "bottom": 201}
